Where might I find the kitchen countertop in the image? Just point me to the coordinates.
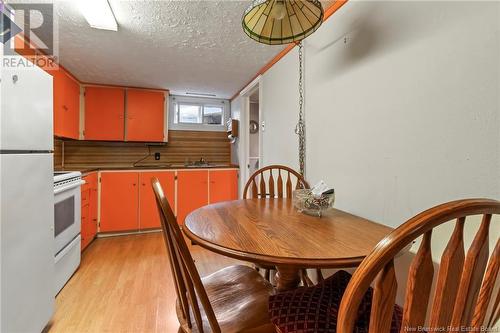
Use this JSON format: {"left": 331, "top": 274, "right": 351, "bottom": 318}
{"left": 55, "top": 164, "right": 239, "bottom": 175}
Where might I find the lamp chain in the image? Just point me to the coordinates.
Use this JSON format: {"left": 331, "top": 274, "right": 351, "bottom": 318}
{"left": 295, "top": 41, "right": 306, "bottom": 176}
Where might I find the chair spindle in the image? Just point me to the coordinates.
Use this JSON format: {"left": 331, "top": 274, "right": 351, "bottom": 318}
{"left": 369, "top": 259, "right": 398, "bottom": 333}
{"left": 277, "top": 170, "right": 284, "bottom": 198}
{"left": 259, "top": 173, "right": 266, "bottom": 197}
{"left": 471, "top": 238, "right": 499, "bottom": 327}
{"left": 429, "top": 217, "right": 465, "bottom": 329}
{"left": 451, "top": 214, "right": 491, "bottom": 327}
{"left": 401, "top": 231, "right": 434, "bottom": 330}
{"left": 286, "top": 172, "right": 292, "bottom": 198}
{"left": 251, "top": 179, "right": 258, "bottom": 199}
{"left": 269, "top": 171, "right": 275, "bottom": 198}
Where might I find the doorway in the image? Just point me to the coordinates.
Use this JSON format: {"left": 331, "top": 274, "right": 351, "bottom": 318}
{"left": 248, "top": 90, "right": 260, "bottom": 177}
{"left": 237, "top": 76, "right": 262, "bottom": 197}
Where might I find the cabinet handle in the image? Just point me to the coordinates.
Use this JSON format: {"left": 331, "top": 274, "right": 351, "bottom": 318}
{"left": 63, "top": 105, "right": 68, "bottom": 110}
{"left": 142, "top": 183, "right": 146, "bottom": 186}
{"left": 93, "top": 219, "right": 97, "bottom": 222}
{"left": 133, "top": 183, "right": 136, "bottom": 186}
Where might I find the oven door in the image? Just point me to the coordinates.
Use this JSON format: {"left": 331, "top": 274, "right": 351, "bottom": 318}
{"left": 54, "top": 181, "right": 82, "bottom": 255}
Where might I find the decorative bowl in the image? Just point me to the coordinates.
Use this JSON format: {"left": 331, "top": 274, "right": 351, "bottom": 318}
{"left": 292, "top": 189, "right": 335, "bottom": 217}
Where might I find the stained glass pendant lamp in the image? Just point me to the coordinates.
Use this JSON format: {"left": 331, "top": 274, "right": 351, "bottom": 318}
{"left": 242, "top": 0, "right": 324, "bottom": 45}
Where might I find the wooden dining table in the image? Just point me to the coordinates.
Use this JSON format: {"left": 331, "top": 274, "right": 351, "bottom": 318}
{"left": 183, "top": 198, "right": 393, "bottom": 291}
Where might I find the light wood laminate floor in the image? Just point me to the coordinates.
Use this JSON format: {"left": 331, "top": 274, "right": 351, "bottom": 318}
{"left": 46, "top": 232, "right": 242, "bottom": 333}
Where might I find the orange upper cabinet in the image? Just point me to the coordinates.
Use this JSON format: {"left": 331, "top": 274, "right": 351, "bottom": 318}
{"left": 126, "top": 89, "right": 166, "bottom": 142}
{"left": 53, "top": 69, "right": 80, "bottom": 139}
{"left": 139, "top": 171, "right": 175, "bottom": 229}
{"left": 100, "top": 172, "right": 139, "bottom": 232}
{"left": 209, "top": 169, "right": 238, "bottom": 204}
{"left": 84, "top": 87, "right": 125, "bottom": 141}
{"left": 177, "top": 170, "right": 209, "bottom": 225}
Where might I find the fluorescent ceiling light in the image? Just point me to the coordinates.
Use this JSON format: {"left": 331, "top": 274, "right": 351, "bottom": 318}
{"left": 79, "top": 0, "right": 117, "bottom": 31}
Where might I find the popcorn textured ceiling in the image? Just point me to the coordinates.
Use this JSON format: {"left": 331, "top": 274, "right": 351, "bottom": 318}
{"left": 51, "top": 0, "right": 289, "bottom": 99}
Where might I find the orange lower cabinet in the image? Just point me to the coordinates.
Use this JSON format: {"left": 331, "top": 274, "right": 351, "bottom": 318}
{"left": 177, "top": 170, "right": 209, "bottom": 225}
{"left": 139, "top": 171, "right": 175, "bottom": 229}
{"left": 100, "top": 172, "right": 139, "bottom": 232}
{"left": 81, "top": 172, "right": 98, "bottom": 251}
{"left": 81, "top": 203, "right": 90, "bottom": 250}
{"left": 87, "top": 173, "right": 98, "bottom": 242}
{"left": 209, "top": 169, "right": 238, "bottom": 204}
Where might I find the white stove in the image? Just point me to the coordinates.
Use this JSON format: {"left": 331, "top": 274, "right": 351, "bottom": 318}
{"left": 54, "top": 171, "right": 82, "bottom": 185}
{"left": 53, "top": 171, "right": 83, "bottom": 295}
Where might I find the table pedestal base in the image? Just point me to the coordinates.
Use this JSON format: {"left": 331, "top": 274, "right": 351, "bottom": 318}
{"left": 275, "top": 266, "right": 301, "bottom": 291}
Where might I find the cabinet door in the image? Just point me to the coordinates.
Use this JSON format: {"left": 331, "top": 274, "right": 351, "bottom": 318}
{"left": 139, "top": 171, "right": 175, "bottom": 229}
{"left": 209, "top": 169, "right": 238, "bottom": 204}
{"left": 177, "top": 170, "right": 208, "bottom": 225}
{"left": 85, "top": 173, "right": 98, "bottom": 242}
{"left": 100, "top": 172, "right": 139, "bottom": 232}
{"left": 64, "top": 75, "right": 80, "bottom": 139}
{"left": 84, "top": 87, "right": 125, "bottom": 141}
{"left": 81, "top": 202, "right": 91, "bottom": 250}
{"left": 53, "top": 69, "right": 66, "bottom": 138}
{"left": 53, "top": 69, "right": 79, "bottom": 139}
{"left": 126, "top": 90, "right": 165, "bottom": 142}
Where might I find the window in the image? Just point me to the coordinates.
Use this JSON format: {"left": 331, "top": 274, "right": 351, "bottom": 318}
{"left": 174, "top": 103, "right": 224, "bottom": 125}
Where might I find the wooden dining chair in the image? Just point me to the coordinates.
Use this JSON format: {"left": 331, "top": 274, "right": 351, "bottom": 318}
{"left": 243, "top": 165, "right": 322, "bottom": 286}
{"left": 337, "top": 198, "right": 500, "bottom": 333}
{"left": 243, "top": 165, "right": 309, "bottom": 199}
{"left": 151, "top": 177, "right": 276, "bottom": 333}
{"left": 268, "top": 199, "right": 499, "bottom": 333}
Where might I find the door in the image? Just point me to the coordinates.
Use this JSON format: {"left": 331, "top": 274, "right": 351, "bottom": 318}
{"left": 84, "top": 87, "right": 125, "bottom": 141}
{"left": 0, "top": 154, "right": 54, "bottom": 333}
{"left": 100, "top": 172, "right": 139, "bottom": 232}
{"left": 209, "top": 169, "right": 238, "bottom": 204}
{"left": 177, "top": 170, "right": 208, "bottom": 225}
{"left": 0, "top": 66, "right": 53, "bottom": 151}
{"left": 126, "top": 89, "right": 165, "bottom": 142}
{"left": 139, "top": 171, "right": 175, "bottom": 229}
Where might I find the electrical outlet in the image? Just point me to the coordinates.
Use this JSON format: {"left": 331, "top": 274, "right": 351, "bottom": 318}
{"left": 154, "top": 152, "right": 161, "bottom": 160}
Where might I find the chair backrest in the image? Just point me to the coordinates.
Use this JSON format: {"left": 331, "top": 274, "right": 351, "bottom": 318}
{"left": 337, "top": 198, "right": 500, "bottom": 333}
{"left": 243, "top": 165, "right": 309, "bottom": 199}
{"left": 151, "top": 177, "right": 221, "bottom": 333}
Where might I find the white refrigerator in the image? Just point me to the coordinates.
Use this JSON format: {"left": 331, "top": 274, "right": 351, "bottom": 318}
{"left": 0, "top": 63, "right": 55, "bottom": 332}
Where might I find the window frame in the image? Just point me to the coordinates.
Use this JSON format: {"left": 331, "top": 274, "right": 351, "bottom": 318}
{"left": 169, "top": 95, "right": 229, "bottom": 132}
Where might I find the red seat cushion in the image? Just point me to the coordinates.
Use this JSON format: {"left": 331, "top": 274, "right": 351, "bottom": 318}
{"left": 268, "top": 270, "right": 402, "bottom": 333}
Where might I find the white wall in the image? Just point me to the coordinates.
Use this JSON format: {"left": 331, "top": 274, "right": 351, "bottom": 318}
{"left": 261, "top": 0, "right": 500, "bottom": 227}
{"left": 261, "top": 1, "right": 500, "bottom": 306}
